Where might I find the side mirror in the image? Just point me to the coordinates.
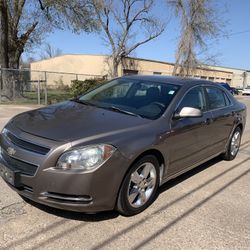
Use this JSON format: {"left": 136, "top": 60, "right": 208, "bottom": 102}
{"left": 174, "top": 107, "right": 203, "bottom": 119}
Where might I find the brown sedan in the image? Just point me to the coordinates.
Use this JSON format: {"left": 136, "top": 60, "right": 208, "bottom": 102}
{"left": 0, "top": 76, "right": 247, "bottom": 216}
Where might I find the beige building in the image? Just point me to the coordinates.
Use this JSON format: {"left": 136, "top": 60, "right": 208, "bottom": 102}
{"left": 207, "top": 65, "right": 250, "bottom": 88}
{"left": 30, "top": 54, "right": 249, "bottom": 88}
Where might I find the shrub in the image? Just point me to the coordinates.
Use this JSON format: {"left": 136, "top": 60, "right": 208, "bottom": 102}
{"left": 70, "top": 79, "right": 106, "bottom": 97}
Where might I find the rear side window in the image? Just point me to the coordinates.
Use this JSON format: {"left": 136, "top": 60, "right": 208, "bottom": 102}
{"left": 205, "top": 87, "right": 230, "bottom": 110}
{"left": 177, "top": 87, "right": 205, "bottom": 112}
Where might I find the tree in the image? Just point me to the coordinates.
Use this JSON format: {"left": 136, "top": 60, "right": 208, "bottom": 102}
{"left": 91, "top": 0, "right": 165, "bottom": 77}
{"left": 0, "top": 0, "right": 98, "bottom": 100}
{"left": 40, "top": 43, "right": 63, "bottom": 59}
{"left": 168, "top": 0, "right": 220, "bottom": 77}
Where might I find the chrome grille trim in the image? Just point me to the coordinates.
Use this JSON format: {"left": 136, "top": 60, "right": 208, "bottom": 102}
{"left": 5, "top": 131, "right": 50, "bottom": 155}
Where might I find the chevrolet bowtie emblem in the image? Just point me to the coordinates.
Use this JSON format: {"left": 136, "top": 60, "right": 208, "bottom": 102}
{"left": 7, "top": 147, "right": 16, "bottom": 156}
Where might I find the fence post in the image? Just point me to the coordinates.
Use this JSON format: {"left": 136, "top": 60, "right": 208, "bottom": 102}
{"left": 13, "top": 78, "right": 16, "bottom": 101}
{"left": 0, "top": 67, "right": 2, "bottom": 103}
{"left": 44, "top": 72, "right": 48, "bottom": 105}
{"left": 37, "top": 79, "right": 41, "bottom": 105}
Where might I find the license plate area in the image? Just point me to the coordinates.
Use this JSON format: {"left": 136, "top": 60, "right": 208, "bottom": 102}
{"left": 0, "top": 163, "right": 21, "bottom": 187}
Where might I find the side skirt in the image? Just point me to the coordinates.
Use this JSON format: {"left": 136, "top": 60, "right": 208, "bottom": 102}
{"left": 159, "top": 152, "right": 223, "bottom": 186}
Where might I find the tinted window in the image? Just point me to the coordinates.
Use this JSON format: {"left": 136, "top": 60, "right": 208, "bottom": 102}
{"left": 134, "top": 83, "right": 160, "bottom": 96}
{"left": 205, "top": 87, "right": 228, "bottom": 110}
{"left": 91, "top": 82, "right": 133, "bottom": 99}
{"left": 224, "top": 93, "right": 231, "bottom": 106}
{"left": 79, "top": 79, "right": 180, "bottom": 119}
{"left": 177, "top": 87, "right": 205, "bottom": 112}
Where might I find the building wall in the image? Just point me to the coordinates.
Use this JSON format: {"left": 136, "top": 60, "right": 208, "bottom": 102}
{"left": 30, "top": 55, "right": 109, "bottom": 87}
{"left": 245, "top": 72, "right": 250, "bottom": 87}
{"left": 207, "top": 65, "right": 249, "bottom": 88}
{"left": 30, "top": 54, "right": 248, "bottom": 88}
{"left": 122, "top": 57, "right": 233, "bottom": 84}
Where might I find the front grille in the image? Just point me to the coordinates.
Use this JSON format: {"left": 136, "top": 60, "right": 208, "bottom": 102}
{"left": 1, "top": 150, "right": 38, "bottom": 176}
{"left": 6, "top": 132, "right": 50, "bottom": 155}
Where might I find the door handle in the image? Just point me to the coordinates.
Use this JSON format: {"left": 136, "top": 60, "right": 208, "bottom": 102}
{"left": 203, "top": 118, "right": 213, "bottom": 125}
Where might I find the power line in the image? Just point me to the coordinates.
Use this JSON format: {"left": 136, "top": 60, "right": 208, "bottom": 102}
{"left": 225, "top": 29, "right": 250, "bottom": 37}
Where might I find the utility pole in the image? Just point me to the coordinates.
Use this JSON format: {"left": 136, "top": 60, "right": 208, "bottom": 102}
{"left": 243, "top": 71, "right": 247, "bottom": 88}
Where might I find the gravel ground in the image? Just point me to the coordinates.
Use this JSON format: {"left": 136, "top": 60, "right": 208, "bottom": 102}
{"left": 0, "top": 98, "right": 249, "bottom": 250}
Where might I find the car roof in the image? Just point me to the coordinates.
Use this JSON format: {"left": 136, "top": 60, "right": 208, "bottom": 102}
{"left": 218, "top": 82, "right": 229, "bottom": 86}
{"left": 121, "top": 75, "right": 214, "bottom": 86}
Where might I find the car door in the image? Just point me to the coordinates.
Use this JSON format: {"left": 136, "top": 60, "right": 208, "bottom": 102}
{"left": 204, "top": 86, "right": 235, "bottom": 154}
{"left": 167, "top": 86, "right": 214, "bottom": 176}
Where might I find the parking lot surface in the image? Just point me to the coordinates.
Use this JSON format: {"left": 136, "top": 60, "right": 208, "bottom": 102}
{"left": 0, "top": 98, "right": 249, "bottom": 250}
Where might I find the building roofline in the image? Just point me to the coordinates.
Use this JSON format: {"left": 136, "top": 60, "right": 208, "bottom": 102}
{"left": 125, "top": 56, "right": 233, "bottom": 74}
{"left": 32, "top": 53, "right": 108, "bottom": 64}
{"left": 126, "top": 56, "right": 175, "bottom": 66}
{"left": 32, "top": 53, "right": 248, "bottom": 72}
{"left": 204, "top": 63, "right": 248, "bottom": 72}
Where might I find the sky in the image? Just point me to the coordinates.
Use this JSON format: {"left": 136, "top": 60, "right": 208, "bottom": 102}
{"left": 31, "top": 0, "right": 250, "bottom": 70}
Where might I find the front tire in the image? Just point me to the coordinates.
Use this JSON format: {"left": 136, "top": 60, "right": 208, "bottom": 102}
{"left": 116, "top": 155, "right": 160, "bottom": 216}
{"left": 222, "top": 127, "right": 242, "bottom": 161}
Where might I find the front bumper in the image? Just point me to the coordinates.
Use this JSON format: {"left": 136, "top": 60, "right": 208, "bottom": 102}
{"left": 0, "top": 126, "right": 129, "bottom": 213}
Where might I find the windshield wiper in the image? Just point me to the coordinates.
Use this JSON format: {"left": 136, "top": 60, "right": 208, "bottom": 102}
{"left": 72, "top": 99, "right": 98, "bottom": 107}
{"left": 72, "top": 100, "right": 142, "bottom": 118}
{"left": 106, "top": 106, "right": 142, "bottom": 118}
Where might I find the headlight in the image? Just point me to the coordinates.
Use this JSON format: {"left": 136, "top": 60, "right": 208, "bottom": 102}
{"left": 56, "top": 144, "right": 116, "bottom": 171}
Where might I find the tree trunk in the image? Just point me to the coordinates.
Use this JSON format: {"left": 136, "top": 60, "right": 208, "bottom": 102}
{"left": 0, "top": 0, "right": 8, "bottom": 68}
{"left": 0, "top": 1, "right": 24, "bottom": 100}
{"left": 112, "top": 57, "right": 120, "bottom": 78}
{"left": 1, "top": 41, "right": 24, "bottom": 100}
{"left": 9, "top": 49, "right": 25, "bottom": 98}
{"left": 1, "top": 57, "right": 23, "bottom": 100}
{"left": 0, "top": 0, "right": 12, "bottom": 100}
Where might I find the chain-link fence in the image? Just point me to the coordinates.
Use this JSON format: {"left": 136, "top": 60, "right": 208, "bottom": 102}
{"left": 0, "top": 68, "right": 103, "bottom": 105}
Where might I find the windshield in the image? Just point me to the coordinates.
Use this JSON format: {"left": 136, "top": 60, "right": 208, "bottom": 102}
{"left": 78, "top": 78, "right": 180, "bottom": 119}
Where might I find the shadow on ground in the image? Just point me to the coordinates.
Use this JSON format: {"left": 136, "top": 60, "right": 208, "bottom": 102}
{"left": 3, "top": 156, "right": 249, "bottom": 250}
{"left": 22, "top": 156, "right": 222, "bottom": 221}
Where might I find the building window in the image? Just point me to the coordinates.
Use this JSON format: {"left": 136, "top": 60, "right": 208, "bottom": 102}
{"left": 123, "top": 69, "right": 138, "bottom": 75}
{"left": 153, "top": 72, "right": 162, "bottom": 75}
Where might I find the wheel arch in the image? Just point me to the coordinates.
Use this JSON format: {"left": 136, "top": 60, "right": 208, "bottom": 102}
{"left": 115, "top": 148, "right": 165, "bottom": 214}
{"left": 226, "top": 122, "right": 243, "bottom": 148}
{"left": 236, "top": 123, "right": 243, "bottom": 132}
{"left": 116, "top": 148, "right": 166, "bottom": 203}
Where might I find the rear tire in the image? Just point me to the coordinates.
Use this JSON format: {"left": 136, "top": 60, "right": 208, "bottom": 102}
{"left": 221, "top": 127, "right": 242, "bottom": 161}
{"left": 116, "top": 155, "right": 159, "bottom": 216}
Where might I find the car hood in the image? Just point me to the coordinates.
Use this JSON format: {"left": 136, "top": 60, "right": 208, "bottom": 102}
{"left": 11, "top": 101, "right": 150, "bottom": 142}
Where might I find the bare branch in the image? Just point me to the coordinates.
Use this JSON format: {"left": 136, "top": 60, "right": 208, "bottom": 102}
{"left": 126, "top": 26, "right": 165, "bottom": 55}
{"left": 92, "top": 0, "right": 166, "bottom": 77}
{"left": 168, "top": 0, "right": 222, "bottom": 76}
{"left": 19, "top": 22, "right": 39, "bottom": 45}
{"left": 92, "top": 1, "right": 116, "bottom": 54}
{"left": 38, "top": 0, "right": 46, "bottom": 10}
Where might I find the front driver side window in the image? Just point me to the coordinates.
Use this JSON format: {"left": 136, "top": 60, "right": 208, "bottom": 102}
{"left": 177, "top": 87, "right": 205, "bottom": 113}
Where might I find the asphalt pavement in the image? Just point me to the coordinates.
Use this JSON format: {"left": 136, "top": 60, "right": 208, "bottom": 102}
{"left": 0, "top": 98, "right": 249, "bottom": 250}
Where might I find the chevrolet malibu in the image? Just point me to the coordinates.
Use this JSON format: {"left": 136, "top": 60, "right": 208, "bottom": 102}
{"left": 0, "top": 76, "right": 246, "bottom": 216}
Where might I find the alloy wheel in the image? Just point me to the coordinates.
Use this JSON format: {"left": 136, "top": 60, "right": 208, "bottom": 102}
{"left": 127, "top": 162, "right": 157, "bottom": 208}
{"left": 231, "top": 130, "right": 241, "bottom": 156}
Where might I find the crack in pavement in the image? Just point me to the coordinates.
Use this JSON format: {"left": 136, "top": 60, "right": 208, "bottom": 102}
{"left": 0, "top": 201, "right": 26, "bottom": 224}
